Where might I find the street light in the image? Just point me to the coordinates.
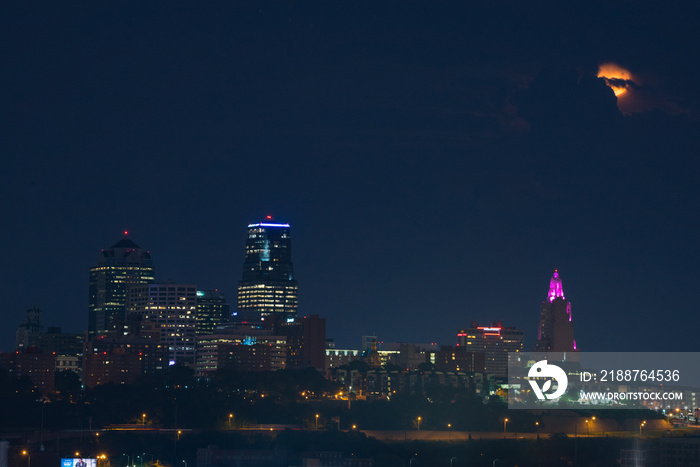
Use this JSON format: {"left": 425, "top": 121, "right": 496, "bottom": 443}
{"left": 228, "top": 413, "right": 233, "bottom": 429}
{"left": 22, "top": 450, "right": 30, "bottom": 467}
{"left": 639, "top": 421, "right": 646, "bottom": 437}
{"left": 177, "top": 430, "right": 182, "bottom": 441}
{"left": 585, "top": 420, "right": 589, "bottom": 436}
{"left": 503, "top": 418, "right": 509, "bottom": 437}
{"left": 142, "top": 414, "right": 147, "bottom": 426}
{"left": 416, "top": 417, "right": 422, "bottom": 431}
{"left": 450, "top": 457, "right": 457, "bottom": 467}
{"left": 315, "top": 414, "right": 319, "bottom": 430}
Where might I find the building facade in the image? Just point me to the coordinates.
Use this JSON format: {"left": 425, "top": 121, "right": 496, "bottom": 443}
{"left": 16, "top": 307, "right": 43, "bottom": 350}
{"left": 82, "top": 333, "right": 169, "bottom": 387}
{"left": 329, "top": 367, "right": 485, "bottom": 401}
{"left": 196, "top": 290, "right": 230, "bottom": 335}
{"left": 196, "top": 325, "right": 288, "bottom": 376}
{"left": 127, "top": 283, "right": 197, "bottom": 366}
{"left": 457, "top": 321, "right": 524, "bottom": 377}
{"left": 88, "top": 235, "right": 155, "bottom": 337}
{"left": 0, "top": 348, "right": 55, "bottom": 395}
{"left": 430, "top": 346, "right": 486, "bottom": 373}
{"left": 535, "top": 270, "right": 577, "bottom": 352}
{"left": 37, "top": 327, "right": 84, "bottom": 357}
{"left": 301, "top": 314, "right": 326, "bottom": 372}
{"left": 326, "top": 348, "right": 362, "bottom": 370}
{"left": 237, "top": 221, "right": 298, "bottom": 323}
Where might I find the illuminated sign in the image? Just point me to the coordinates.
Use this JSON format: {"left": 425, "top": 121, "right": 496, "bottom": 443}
{"left": 62, "top": 460, "right": 96, "bottom": 467}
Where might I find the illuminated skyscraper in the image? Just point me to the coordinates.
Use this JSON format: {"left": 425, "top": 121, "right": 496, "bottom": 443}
{"left": 237, "top": 220, "right": 298, "bottom": 322}
{"left": 535, "top": 270, "right": 577, "bottom": 352}
{"left": 88, "top": 234, "right": 155, "bottom": 337}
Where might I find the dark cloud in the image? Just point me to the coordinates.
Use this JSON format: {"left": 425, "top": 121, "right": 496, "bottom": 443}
{"left": 618, "top": 81, "right": 687, "bottom": 115}
{"left": 512, "top": 67, "right": 622, "bottom": 136}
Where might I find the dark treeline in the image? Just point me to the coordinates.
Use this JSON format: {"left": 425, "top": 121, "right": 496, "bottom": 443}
{"left": 0, "top": 365, "right": 516, "bottom": 432}
{"left": 0, "top": 365, "right": 661, "bottom": 435}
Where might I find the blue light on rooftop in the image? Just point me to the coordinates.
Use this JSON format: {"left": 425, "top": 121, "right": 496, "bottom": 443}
{"left": 248, "top": 223, "right": 290, "bottom": 228}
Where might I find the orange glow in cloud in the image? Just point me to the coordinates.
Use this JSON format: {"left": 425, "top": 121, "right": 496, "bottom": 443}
{"left": 597, "top": 63, "right": 634, "bottom": 97}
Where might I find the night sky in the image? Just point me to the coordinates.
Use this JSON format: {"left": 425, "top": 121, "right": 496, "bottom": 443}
{"left": 2, "top": 2, "right": 699, "bottom": 353}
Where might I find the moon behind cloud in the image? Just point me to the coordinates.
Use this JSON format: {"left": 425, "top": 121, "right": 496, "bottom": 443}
{"left": 597, "top": 63, "right": 635, "bottom": 97}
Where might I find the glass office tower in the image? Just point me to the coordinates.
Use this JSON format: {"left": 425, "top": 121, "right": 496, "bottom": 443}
{"left": 237, "top": 221, "right": 298, "bottom": 322}
{"left": 88, "top": 235, "right": 155, "bottom": 337}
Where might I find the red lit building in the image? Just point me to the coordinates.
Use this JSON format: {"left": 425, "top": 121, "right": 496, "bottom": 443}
{"left": 0, "top": 348, "right": 55, "bottom": 394}
{"left": 82, "top": 333, "right": 169, "bottom": 387}
{"left": 82, "top": 347, "right": 142, "bottom": 387}
{"left": 301, "top": 314, "right": 326, "bottom": 372}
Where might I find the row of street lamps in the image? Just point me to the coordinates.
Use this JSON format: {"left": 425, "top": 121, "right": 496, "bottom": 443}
{"left": 501, "top": 416, "right": 596, "bottom": 437}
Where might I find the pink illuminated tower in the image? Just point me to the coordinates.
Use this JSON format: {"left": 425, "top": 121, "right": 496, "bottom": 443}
{"left": 535, "top": 270, "right": 577, "bottom": 352}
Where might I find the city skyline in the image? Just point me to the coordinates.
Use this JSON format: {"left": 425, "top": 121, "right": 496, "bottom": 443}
{"left": 2, "top": 3, "right": 700, "bottom": 354}
{"left": 0, "top": 225, "right": 677, "bottom": 354}
{"left": 3, "top": 227, "right": 575, "bottom": 351}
